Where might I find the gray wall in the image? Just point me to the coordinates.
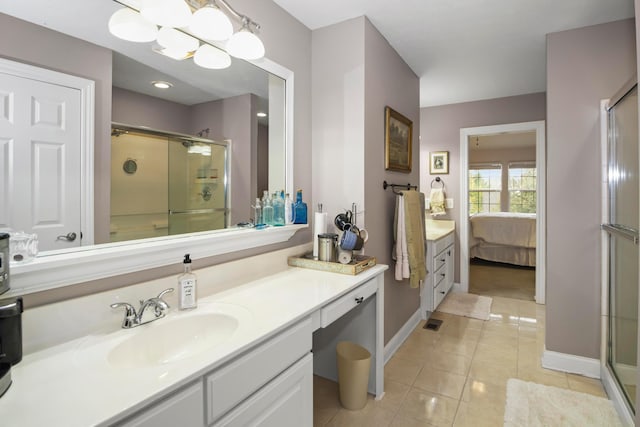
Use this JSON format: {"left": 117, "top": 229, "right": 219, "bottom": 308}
{"left": 420, "top": 93, "right": 546, "bottom": 282}
{"left": 12, "top": 1, "right": 312, "bottom": 307}
{"left": 635, "top": 2, "right": 640, "bottom": 420}
{"left": 312, "top": 16, "right": 420, "bottom": 344}
{"left": 363, "top": 19, "right": 421, "bottom": 344}
{"left": 546, "top": 18, "right": 636, "bottom": 359}
{"left": 112, "top": 87, "right": 191, "bottom": 135}
{"left": 0, "top": 12, "right": 113, "bottom": 245}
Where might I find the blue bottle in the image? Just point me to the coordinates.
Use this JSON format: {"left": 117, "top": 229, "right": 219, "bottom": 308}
{"left": 293, "top": 189, "right": 307, "bottom": 224}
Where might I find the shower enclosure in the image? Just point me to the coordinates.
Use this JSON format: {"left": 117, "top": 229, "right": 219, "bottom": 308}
{"left": 110, "top": 125, "right": 229, "bottom": 243}
{"left": 602, "top": 81, "right": 638, "bottom": 416}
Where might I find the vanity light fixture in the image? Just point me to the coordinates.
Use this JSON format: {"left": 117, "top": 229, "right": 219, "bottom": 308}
{"left": 109, "top": 0, "right": 265, "bottom": 69}
{"left": 152, "top": 81, "right": 173, "bottom": 89}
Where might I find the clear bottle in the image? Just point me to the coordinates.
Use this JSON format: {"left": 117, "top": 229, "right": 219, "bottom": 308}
{"left": 253, "top": 197, "right": 262, "bottom": 225}
{"left": 293, "top": 189, "right": 308, "bottom": 224}
{"left": 262, "top": 194, "right": 274, "bottom": 225}
{"left": 284, "top": 193, "right": 293, "bottom": 225}
{"left": 273, "top": 191, "right": 285, "bottom": 226}
{"left": 178, "top": 254, "right": 197, "bottom": 310}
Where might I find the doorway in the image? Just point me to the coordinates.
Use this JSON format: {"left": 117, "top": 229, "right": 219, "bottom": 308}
{"left": 459, "top": 121, "right": 546, "bottom": 304}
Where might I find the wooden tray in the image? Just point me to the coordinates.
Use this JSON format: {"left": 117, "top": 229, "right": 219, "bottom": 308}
{"left": 288, "top": 253, "right": 377, "bottom": 275}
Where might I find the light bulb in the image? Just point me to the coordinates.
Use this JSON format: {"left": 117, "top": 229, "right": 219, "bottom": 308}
{"left": 226, "top": 29, "right": 265, "bottom": 60}
{"left": 108, "top": 8, "right": 157, "bottom": 42}
{"left": 190, "top": 4, "right": 233, "bottom": 41}
{"left": 157, "top": 27, "right": 199, "bottom": 53}
{"left": 194, "top": 44, "right": 231, "bottom": 69}
{"left": 140, "top": 0, "right": 192, "bottom": 28}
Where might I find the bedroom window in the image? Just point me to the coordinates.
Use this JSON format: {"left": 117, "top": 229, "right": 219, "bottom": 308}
{"left": 509, "top": 163, "right": 536, "bottom": 213}
{"left": 469, "top": 164, "right": 502, "bottom": 214}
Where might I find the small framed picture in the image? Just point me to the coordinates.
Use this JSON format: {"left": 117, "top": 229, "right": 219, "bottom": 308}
{"left": 429, "top": 151, "right": 449, "bottom": 174}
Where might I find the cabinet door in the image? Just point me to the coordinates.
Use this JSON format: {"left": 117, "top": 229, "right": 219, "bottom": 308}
{"left": 445, "top": 244, "right": 455, "bottom": 290}
{"left": 117, "top": 381, "right": 204, "bottom": 427}
{"left": 213, "top": 353, "right": 313, "bottom": 427}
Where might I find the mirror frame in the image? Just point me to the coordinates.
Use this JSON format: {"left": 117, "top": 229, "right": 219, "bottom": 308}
{"left": 8, "top": 57, "right": 299, "bottom": 295}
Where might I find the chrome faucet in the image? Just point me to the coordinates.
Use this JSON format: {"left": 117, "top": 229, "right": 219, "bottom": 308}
{"left": 111, "top": 288, "right": 174, "bottom": 329}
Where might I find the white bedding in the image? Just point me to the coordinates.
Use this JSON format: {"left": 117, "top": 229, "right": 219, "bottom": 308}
{"left": 470, "top": 212, "right": 536, "bottom": 248}
{"left": 469, "top": 212, "right": 536, "bottom": 267}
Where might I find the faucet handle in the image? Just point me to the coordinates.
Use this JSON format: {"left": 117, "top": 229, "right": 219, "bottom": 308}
{"left": 157, "top": 288, "right": 174, "bottom": 300}
{"left": 110, "top": 302, "right": 138, "bottom": 329}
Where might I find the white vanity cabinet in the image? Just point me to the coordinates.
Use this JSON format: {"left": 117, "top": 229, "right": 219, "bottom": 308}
{"left": 116, "top": 319, "right": 313, "bottom": 427}
{"left": 116, "top": 382, "right": 204, "bottom": 427}
{"left": 423, "top": 231, "right": 455, "bottom": 317}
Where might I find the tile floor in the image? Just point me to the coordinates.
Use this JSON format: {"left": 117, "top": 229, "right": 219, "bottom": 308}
{"left": 313, "top": 296, "right": 607, "bottom": 426}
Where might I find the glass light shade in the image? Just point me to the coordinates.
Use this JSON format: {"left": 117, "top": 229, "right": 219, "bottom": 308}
{"left": 194, "top": 44, "right": 231, "bottom": 69}
{"left": 226, "top": 29, "right": 265, "bottom": 60}
{"left": 108, "top": 8, "right": 158, "bottom": 42}
{"left": 190, "top": 5, "right": 233, "bottom": 41}
{"left": 157, "top": 27, "right": 199, "bottom": 53}
{"left": 140, "top": 0, "right": 192, "bottom": 28}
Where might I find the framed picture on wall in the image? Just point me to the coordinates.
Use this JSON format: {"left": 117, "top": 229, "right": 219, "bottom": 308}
{"left": 429, "top": 151, "right": 449, "bottom": 174}
{"left": 384, "top": 106, "right": 413, "bottom": 172}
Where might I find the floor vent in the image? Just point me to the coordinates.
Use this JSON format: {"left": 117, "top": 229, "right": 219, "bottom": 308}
{"left": 424, "top": 318, "right": 443, "bottom": 331}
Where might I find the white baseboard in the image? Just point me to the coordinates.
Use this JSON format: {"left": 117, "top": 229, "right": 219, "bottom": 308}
{"left": 451, "top": 282, "right": 464, "bottom": 293}
{"left": 384, "top": 308, "right": 421, "bottom": 364}
{"left": 541, "top": 349, "right": 600, "bottom": 378}
{"left": 601, "top": 365, "right": 635, "bottom": 427}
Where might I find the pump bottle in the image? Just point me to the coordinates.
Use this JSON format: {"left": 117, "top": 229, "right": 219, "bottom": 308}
{"left": 178, "top": 254, "right": 197, "bottom": 310}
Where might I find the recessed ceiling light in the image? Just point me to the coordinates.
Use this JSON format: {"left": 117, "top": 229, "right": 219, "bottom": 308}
{"left": 257, "top": 112, "right": 267, "bottom": 118}
{"left": 151, "top": 80, "right": 173, "bottom": 89}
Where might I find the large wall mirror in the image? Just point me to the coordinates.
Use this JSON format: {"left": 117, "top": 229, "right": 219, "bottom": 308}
{"left": 0, "top": 0, "right": 299, "bottom": 294}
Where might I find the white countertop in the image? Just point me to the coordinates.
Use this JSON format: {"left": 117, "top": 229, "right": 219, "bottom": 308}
{"left": 0, "top": 265, "right": 387, "bottom": 426}
{"left": 425, "top": 219, "right": 455, "bottom": 241}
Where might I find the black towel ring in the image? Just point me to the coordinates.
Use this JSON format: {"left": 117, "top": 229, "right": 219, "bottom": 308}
{"left": 431, "top": 177, "right": 445, "bottom": 189}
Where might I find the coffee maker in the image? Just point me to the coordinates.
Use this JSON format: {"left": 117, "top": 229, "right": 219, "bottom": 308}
{"left": 0, "top": 297, "right": 23, "bottom": 398}
{"left": 0, "top": 233, "right": 9, "bottom": 295}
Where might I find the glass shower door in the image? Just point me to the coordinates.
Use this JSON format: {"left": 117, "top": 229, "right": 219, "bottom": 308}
{"left": 168, "top": 138, "right": 229, "bottom": 234}
{"left": 605, "top": 84, "right": 639, "bottom": 413}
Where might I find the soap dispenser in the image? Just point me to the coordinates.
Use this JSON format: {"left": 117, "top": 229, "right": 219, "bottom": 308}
{"left": 178, "top": 254, "right": 197, "bottom": 310}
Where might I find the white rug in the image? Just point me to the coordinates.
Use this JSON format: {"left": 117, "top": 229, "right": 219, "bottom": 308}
{"left": 504, "top": 379, "right": 624, "bottom": 427}
{"left": 436, "top": 292, "right": 492, "bottom": 320}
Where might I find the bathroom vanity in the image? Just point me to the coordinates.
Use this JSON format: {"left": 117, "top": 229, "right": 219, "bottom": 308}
{"left": 0, "top": 263, "right": 386, "bottom": 426}
{"left": 423, "top": 219, "right": 456, "bottom": 318}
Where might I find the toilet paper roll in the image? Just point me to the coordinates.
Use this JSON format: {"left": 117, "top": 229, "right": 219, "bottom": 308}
{"left": 313, "top": 212, "right": 328, "bottom": 258}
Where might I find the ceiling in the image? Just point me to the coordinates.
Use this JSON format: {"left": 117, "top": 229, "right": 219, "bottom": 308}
{"left": 273, "top": 0, "right": 635, "bottom": 107}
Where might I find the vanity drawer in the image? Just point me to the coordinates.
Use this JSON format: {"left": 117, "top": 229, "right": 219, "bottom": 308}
{"left": 433, "top": 253, "right": 447, "bottom": 273}
{"left": 432, "top": 232, "right": 454, "bottom": 255}
{"left": 206, "top": 317, "right": 312, "bottom": 424}
{"left": 320, "top": 278, "right": 377, "bottom": 328}
{"left": 433, "top": 263, "right": 446, "bottom": 288}
{"left": 434, "top": 281, "right": 448, "bottom": 308}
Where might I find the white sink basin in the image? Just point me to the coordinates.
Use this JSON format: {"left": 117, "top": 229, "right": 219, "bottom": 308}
{"left": 107, "top": 313, "right": 239, "bottom": 368}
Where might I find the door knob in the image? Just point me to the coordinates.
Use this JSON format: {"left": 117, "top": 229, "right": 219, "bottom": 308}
{"left": 57, "top": 232, "right": 77, "bottom": 242}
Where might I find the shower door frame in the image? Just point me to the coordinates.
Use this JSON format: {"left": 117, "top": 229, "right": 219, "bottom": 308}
{"left": 111, "top": 122, "right": 230, "bottom": 236}
{"left": 599, "top": 77, "right": 638, "bottom": 426}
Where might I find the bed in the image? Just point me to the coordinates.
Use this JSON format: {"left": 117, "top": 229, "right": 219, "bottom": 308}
{"left": 469, "top": 212, "right": 536, "bottom": 267}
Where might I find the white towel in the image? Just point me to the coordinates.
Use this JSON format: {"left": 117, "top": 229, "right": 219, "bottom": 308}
{"left": 394, "top": 195, "right": 410, "bottom": 280}
{"left": 429, "top": 188, "right": 446, "bottom": 216}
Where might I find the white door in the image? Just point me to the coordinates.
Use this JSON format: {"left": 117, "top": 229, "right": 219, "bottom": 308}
{"left": 0, "top": 72, "right": 82, "bottom": 250}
